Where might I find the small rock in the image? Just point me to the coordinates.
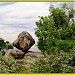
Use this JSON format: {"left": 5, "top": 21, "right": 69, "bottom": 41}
{"left": 13, "top": 31, "right": 35, "bottom": 53}
{"left": 5, "top": 49, "right": 25, "bottom": 59}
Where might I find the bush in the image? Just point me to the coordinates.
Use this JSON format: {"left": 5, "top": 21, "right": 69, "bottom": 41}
{"left": 31, "top": 48, "right": 75, "bottom": 73}
{"left": 54, "top": 39, "right": 75, "bottom": 52}
{"left": 0, "top": 53, "right": 31, "bottom": 73}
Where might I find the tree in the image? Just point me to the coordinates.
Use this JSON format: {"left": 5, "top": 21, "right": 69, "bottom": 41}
{"left": 35, "top": 3, "right": 75, "bottom": 54}
{"left": 0, "top": 38, "right": 13, "bottom": 55}
{"left": 5, "top": 41, "right": 13, "bottom": 50}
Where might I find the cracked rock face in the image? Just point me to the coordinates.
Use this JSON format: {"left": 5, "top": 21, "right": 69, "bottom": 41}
{"left": 13, "top": 31, "right": 35, "bottom": 53}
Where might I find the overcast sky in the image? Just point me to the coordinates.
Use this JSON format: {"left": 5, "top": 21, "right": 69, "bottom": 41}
{"left": 0, "top": 2, "right": 75, "bottom": 52}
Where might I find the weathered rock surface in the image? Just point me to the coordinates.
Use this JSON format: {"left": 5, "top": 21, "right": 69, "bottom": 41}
{"left": 13, "top": 31, "right": 35, "bottom": 53}
{"left": 5, "top": 49, "right": 44, "bottom": 60}
{"left": 5, "top": 49, "right": 25, "bottom": 59}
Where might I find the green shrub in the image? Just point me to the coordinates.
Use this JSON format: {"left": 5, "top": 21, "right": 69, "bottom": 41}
{"left": 55, "top": 39, "right": 75, "bottom": 52}
{"left": 31, "top": 48, "right": 75, "bottom": 73}
{"left": 0, "top": 53, "right": 31, "bottom": 73}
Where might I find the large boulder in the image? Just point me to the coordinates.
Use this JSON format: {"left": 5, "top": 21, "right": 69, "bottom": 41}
{"left": 13, "top": 31, "right": 35, "bottom": 53}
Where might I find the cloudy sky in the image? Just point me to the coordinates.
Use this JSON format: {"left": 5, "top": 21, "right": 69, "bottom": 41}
{"left": 0, "top": 2, "right": 75, "bottom": 52}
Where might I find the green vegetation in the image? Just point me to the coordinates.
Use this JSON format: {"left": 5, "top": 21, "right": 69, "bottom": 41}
{"left": 32, "top": 3, "right": 75, "bottom": 73}
{"left": 35, "top": 3, "right": 75, "bottom": 54}
{"left": 0, "top": 53, "right": 31, "bottom": 73}
{"left": 31, "top": 49, "right": 75, "bottom": 73}
{"left": 1, "top": 3, "right": 75, "bottom": 73}
{"left": 1, "top": 48, "right": 75, "bottom": 73}
{"left": 0, "top": 38, "right": 13, "bottom": 55}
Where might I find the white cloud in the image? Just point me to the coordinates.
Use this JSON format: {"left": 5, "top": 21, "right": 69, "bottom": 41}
{"left": 0, "top": 2, "right": 50, "bottom": 40}
{"left": 0, "top": 2, "right": 75, "bottom": 52}
{"left": 0, "top": 2, "right": 50, "bottom": 23}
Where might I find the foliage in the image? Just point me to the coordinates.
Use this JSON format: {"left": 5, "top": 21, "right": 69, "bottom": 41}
{"left": 31, "top": 48, "right": 75, "bottom": 73}
{"left": 1, "top": 3, "right": 75, "bottom": 73}
{"left": 0, "top": 38, "right": 13, "bottom": 55}
{"left": 1, "top": 48, "right": 75, "bottom": 73}
{"left": 0, "top": 53, "right": 31, "bottom": 73}
{"left": 35, "top": 3, "right": 75, "bottom": 53}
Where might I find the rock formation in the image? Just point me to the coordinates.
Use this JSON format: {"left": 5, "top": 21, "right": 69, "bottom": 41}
{"left": 13, "top": 31, "right": 35, "bottom": 53}
{"left": 5, "top": 49, "right": 43, "bottom": 59}
{"left": 5, "top": 49, "right": 25, "bottom": 59}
